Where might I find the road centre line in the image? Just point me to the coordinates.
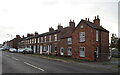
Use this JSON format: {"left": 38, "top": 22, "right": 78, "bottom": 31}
{"left": 24, "top": 62, "right": 45, "bottom": 71}
{"left": 12, "top": 57, "right": 19, "bottom": 61}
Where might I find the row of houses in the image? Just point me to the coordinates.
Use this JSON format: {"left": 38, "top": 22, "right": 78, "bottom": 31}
{"left": 6, "top": 15, "right": 109, "bottom": 61}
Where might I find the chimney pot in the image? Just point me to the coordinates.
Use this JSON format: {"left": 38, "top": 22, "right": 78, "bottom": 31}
{"left": 69, "top": 19, "right": 75, "bottom": 28}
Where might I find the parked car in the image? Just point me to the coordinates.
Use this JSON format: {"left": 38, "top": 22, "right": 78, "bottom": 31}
{"left": 18, "top": 48, "right": 25, "bottom": 53}
{"left": 9, "top": 48, "right": 17, "bottom": 53}
{"left": 23, "top": 48, "right": 33, "bottom": 54}
{"left": 0, "top": 48, "right": 4, "bottom": 51}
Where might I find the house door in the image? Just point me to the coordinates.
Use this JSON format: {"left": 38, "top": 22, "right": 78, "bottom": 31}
{"left": 48, "top": 45, "right": 49, "bottom": 54}
{"left": 49, "top": 45, "right": 51, "bottom": 53}
{"left": 33, "top": 45, "right": 36, "bottom": 53}
{"left": 60, "top": 47, "right": 64, "bottom": 55}
{"left": 40, "top": 45, "right": 42, "bottom": 54}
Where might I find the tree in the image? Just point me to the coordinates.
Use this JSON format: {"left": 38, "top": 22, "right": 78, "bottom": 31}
{"left": 111, "top": 34, "right": 118, "bottom": 48}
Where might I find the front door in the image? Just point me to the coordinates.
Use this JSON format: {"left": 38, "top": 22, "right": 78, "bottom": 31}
{"left": 33, "top": 45, "right": 36, "bottom": 53}
{"left": 40, "top": 45, "right": 42, "bottom": 54}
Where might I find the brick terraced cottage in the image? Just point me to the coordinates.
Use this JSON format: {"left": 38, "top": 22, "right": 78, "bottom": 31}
{"left": 17, "top": 15, "right": 109, "bottom": 61}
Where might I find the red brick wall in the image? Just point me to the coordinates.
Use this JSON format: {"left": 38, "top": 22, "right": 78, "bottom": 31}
{"left": 72, "top": 21, "right": 100, "bottom": 61}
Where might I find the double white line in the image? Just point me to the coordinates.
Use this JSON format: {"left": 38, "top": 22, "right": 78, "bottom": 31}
{"left": 24, "top": 62, "right": 45, "bottom": 72}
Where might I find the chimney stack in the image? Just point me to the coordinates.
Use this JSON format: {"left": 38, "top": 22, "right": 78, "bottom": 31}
{"left": 27, "top": 33, "right": 31, "bottom": 37}
{"left": 49, "top": 27, "right": 54, "bottom": 32}
{"left": 58, "top": 23, "right": 63, "bottom": 30}
{"left": 22, "top": 35, "right": 24, "bottom": 38}
{"left": 16, "top": 35, "right": 21, "bottom": 38}
{"left": 69, "top": 19, "right": 75, "bottom": 28}
{"left": 35, "top": 32, "right": 38, "bottom": 35}
{"left": 93, "top": 15, "right": 100, "bottom": 25}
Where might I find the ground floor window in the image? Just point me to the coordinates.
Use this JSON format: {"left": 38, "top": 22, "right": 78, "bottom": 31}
{"left": 80, "top": 47, "right": 85, "bottom": 57}
{"left": 68, "top": 47, "right": 72, "bottom": 56}
{"left": 60, "top": 47, "right": 64, "bottom": 55}
{"left": 43, "top": 46, "right": 47, "bottom": 52}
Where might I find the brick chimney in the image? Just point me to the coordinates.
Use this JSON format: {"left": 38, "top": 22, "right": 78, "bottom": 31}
{"left": 49, "top": 27, "right": 54, "bottom": 32}
{"left": 69, "top": 19, "right": 75, "bottom": 28}
{"left": 27, "top": 33, "right": 31, "bottom": 37}
{"left": 16, "top": 35, "right": 21, "bottom": 38}
{"left": 35, "top": 32, "right": 38, "bottom": 35}
{"left": 93, "top": 15, "right": 100, "bottom": 25}
{"left": 22, "top": 35, "right": 24, "bottom": 38}
{"left": 57, "top": 24, "right": 63, "bottom": 30}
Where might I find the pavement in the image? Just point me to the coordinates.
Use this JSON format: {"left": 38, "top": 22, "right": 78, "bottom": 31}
{"left": 1, "top": 51, "right": 119, "bottom": 73}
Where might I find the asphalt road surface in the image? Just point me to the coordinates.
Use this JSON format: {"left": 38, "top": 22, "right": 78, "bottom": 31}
{"left": 2, "top": 51, "right": 117, "bottom": 73}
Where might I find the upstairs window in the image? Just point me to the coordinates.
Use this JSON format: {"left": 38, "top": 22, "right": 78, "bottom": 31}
{"left": 67, "top": 38, "right": 72, "bottom": 44}
{"left": 96, "top": 30, "right": 99, "bottom": 41}
{"left": 44, "top": 36, "right": 46, "bottom": 42}
{"left": 32, "top": 39, "right": 34, "bottom": 44}
{"left": 30, "top": 39, "right": 31, "bottom": 44}
{"left": 34, "top": 38, "right": 36, "bottom": 43}
{"left": 54, "top": 34, "right": 57, "bottom": 41}
{"left": 41, "top": 37, "right": 43, "bottom": 43}
{"left": 38, "top": 38, "right": 39, "bottom": 43}
{"left": 79, "top": 32, "right": 85, "bottom": 42}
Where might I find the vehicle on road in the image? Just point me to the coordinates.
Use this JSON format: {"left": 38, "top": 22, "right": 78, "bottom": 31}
{"left": 0, "top": 48, "right": 4, "bottom": 50}
{"left": 9, "top": 48, "right": 17, "bottom": 53}
{"left": 18, "top": 48, "right": 25, "bottom": 53}
{"left": 23, "top": 48, "right": 33, "bottom": 54}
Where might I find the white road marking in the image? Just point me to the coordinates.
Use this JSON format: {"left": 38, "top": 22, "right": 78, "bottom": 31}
{"left": 24, "top": 62, "right": 45, "bottom": 71}
{"left": 12, "top": 57, "right": 19, "bottom": 61}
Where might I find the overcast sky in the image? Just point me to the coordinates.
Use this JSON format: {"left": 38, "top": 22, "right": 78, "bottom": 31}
{"left": 0, "top": 0, "right": 119, "bottom": 44}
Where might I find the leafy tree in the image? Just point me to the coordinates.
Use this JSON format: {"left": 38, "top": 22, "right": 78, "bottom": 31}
{"left": 111, "top": 34, "right": 118, "bottom": 48}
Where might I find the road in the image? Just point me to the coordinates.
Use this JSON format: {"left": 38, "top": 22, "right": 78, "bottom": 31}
{"left": 2, "top": 51, "right": 118, "bottom": 73}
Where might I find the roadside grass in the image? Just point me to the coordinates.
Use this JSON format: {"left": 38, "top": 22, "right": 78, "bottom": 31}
{"left": 31, "top": 53, "right": 93, "bottom": 63}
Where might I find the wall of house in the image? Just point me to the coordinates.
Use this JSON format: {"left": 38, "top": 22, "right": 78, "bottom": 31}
{"left": 72, "top": 21, "right": 97, "bottom": 61}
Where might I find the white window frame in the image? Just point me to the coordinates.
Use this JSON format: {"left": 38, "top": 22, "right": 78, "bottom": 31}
{"left": 54, "top": 34, "right": 57, "bottom": 41}
{"left": 79, "top": 47, "right": 85, "bottom": 57}
{"left": 68, "top": 47, "right": 72, "bottom": 56}
{"left": 34, "top": 38, "right": 36, "bottom": 43}
{"left": 44, "top": 36, "right": 46, "bottom": 42}
{"left": 41, "top": 37, "right": 43, "bottom": 43}
{"left": 96, "top": 30, "right": 99, "bottom": 41}
{"left": 79, "top": 32, "right": 85, "bottom": 42}
{"left": 38, "top": 38, "right": 39, "bottom": 43}
{"left": 43, "top": 46, "right": 47, "bottom": 52}
{"left": 67, "top": 38, "right": 72, "bottom": 44}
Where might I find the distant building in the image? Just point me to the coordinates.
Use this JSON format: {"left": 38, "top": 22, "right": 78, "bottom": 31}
{"left": 7, "top": 35, "right": 21, "bottom": 49}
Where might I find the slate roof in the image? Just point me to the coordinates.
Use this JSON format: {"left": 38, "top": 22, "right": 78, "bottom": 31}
{"left": 78, "top": 19, "right": 109, "bottom": 32}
